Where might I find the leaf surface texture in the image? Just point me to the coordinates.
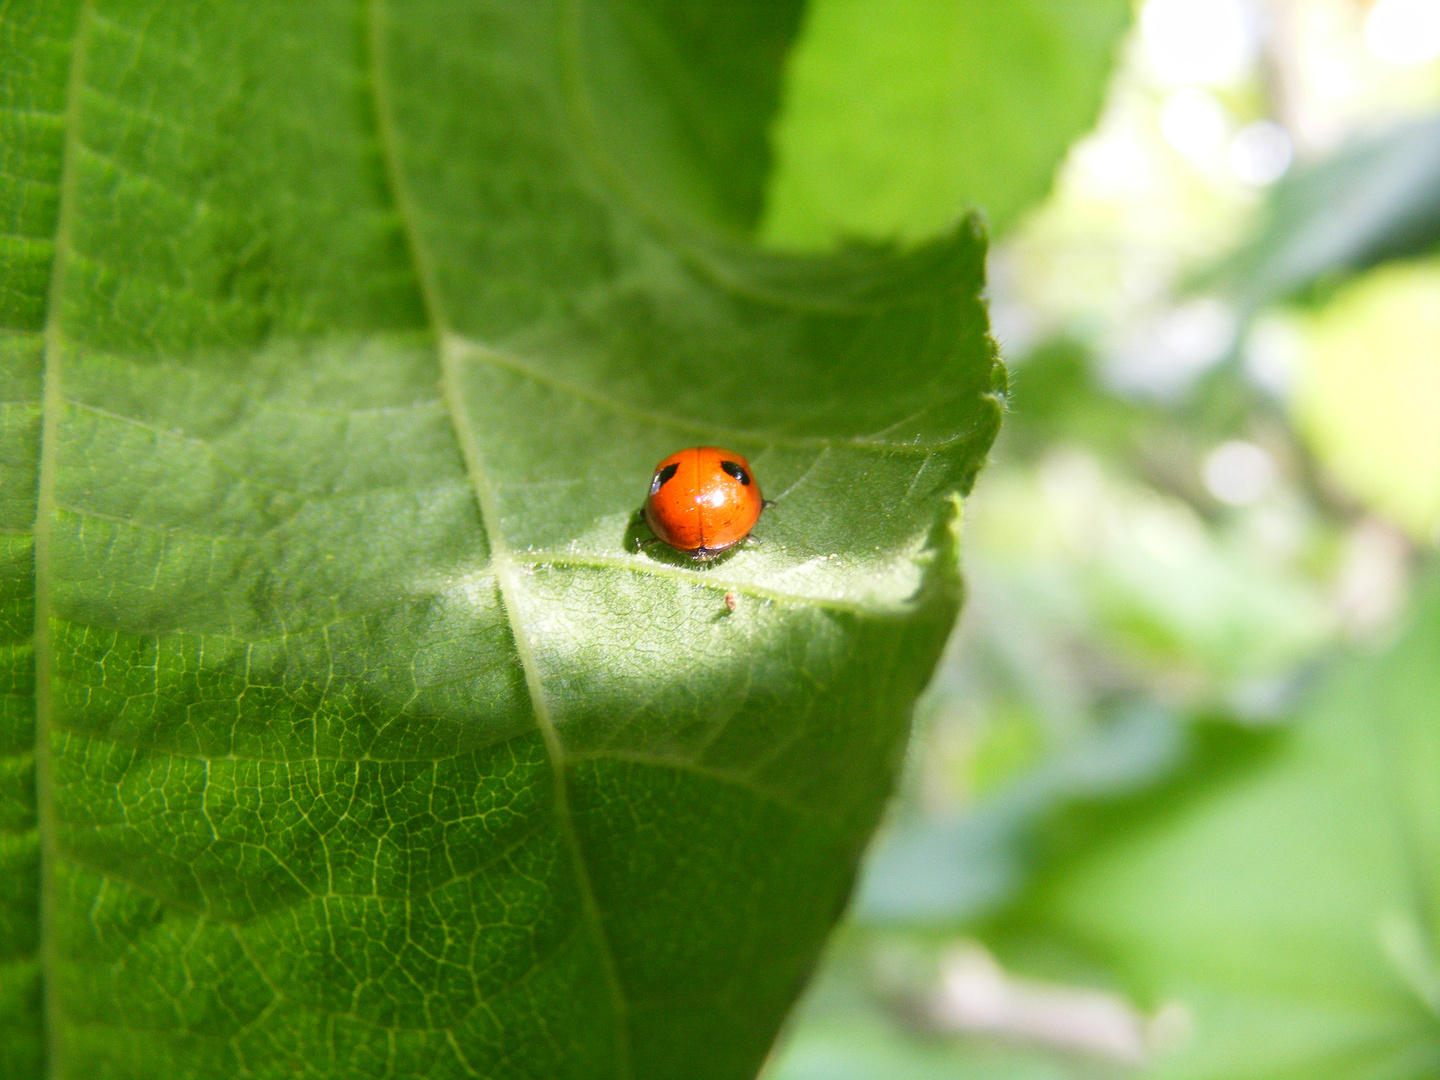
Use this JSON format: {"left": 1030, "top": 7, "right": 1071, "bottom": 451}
{"left": 0, "top": 2, "right": 1001, "bottom": 1077}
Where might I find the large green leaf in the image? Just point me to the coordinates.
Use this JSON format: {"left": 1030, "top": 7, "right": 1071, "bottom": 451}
{"left": 982, "top": 579, "right": 1440, "bottom": 1079}
{"left": 0, "top": 1, "right": 1002, "bottom": 1078}
{"left": 761, "top": 0, "right": 1132, "bottom": 249}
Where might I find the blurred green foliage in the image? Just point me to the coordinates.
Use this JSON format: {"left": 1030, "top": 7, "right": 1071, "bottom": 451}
{"left": 766, "top": 2, "right": 1440, "bottom": 1078}
{"left": 979, "top": 578, "right": 1440, "bottom": 1079}
{"left": 761, "top": 0, "right": 1132, "bottom": 247}
{"left": 1210, "top": 113, "right": 1440, "bottom": 312}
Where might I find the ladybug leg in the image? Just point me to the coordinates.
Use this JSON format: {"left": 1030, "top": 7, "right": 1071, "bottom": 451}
{"left": 762, "top": 499, "right": 776, "bottom": 510}
{"left": 635, "top": 536, "right": 661, "bottom": 551}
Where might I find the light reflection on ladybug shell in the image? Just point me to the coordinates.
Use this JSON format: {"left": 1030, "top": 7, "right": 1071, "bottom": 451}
{"left": 643, "top": 446, "right": 764, "bottom": 558}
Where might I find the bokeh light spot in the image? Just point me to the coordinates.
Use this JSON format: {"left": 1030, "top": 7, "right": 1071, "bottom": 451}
{"left": 1366, "top": 0, "right": 1440, "bottom": 65}
{"left": 1203, "top": 440, "right": 1277, "bottom": 505}
{"left": 1142, "top": 0, "right": 1258, "bottom": 86}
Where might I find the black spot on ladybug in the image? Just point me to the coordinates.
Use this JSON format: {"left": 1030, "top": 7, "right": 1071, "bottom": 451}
{"left": 720, "top": 461, "right": 750, "bottom": 485}
{"left": 650, "top": 462, "right": 679, "bottom": 495}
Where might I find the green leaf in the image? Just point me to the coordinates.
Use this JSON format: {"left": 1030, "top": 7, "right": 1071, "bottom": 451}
{"left": 1207, "top": 112, "right": 1440, "bottom": 313}
{"left": 985, "top": 579, "right": 1440, "bottom": 1079}
{"left": 1, "top": 1, "right": 1002, "bottom": 1077}
{"left": 761, "top": 0, "right": 1132, "bottom": 250}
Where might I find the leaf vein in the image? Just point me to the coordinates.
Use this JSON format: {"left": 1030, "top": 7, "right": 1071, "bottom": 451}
{"left": 570, "top": 750, "right": 821, "bottom": 823}
{"left": 451, "top": 333, "right": 982, "bottom": 455}
{"left": 364, "top": 4, "right": 634, "bottom": 1076}
{"left": 33, "top": 4, "right": 97, "bottom": 1074}
{"left": 522, "top": 551, "right": 912, "bottom": 617}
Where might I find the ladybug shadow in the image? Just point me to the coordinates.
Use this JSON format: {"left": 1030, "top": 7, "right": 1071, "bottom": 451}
{"left": 623, "top": 510, "right": 745, "bottom": 569}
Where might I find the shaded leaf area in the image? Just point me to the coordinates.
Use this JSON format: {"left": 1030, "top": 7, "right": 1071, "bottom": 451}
{"left": 1207, "top": 112, "right": 1440, "bottom": 313}
{"left": 762, "top": 0, "right": 1132, "bottom": 249}
{"left": 972, "top": 578, "right": 1440, "bottom": 1080}
{"left": 0, "top": 1, "right": 1002, "bottom": 1078}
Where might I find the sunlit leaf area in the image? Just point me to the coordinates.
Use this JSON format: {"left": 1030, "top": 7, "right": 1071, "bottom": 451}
{"left": 3, "top": 0, "right": 1439, "bottom": 1077}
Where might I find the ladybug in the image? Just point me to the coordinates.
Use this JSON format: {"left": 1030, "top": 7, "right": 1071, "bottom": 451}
{"left": 642, "top": 446, "right": 768, "bottom": 560}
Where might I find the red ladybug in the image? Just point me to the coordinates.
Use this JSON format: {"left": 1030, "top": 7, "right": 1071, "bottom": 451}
{"left": 643, "top": 446, "right": 767, "bottom": 559}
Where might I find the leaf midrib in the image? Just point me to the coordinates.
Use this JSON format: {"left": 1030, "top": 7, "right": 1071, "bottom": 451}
{"left": 23, "top": 3, "right": 955, "bottom": 1075}
{"left": 363, "top": 2, "right": 636, "bottom": 1078}
{"left": 33, "top": 2, "right": 97, "bottom": 1076}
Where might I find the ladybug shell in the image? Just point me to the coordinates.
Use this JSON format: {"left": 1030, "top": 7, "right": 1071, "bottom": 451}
{"left": 643, "top": 447, "right": 764, "bottom": 557}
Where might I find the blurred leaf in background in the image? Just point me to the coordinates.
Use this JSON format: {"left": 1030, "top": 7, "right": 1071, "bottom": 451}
{"left": 778, "top": 579, "right": 1440, "bottom": 1079}
{"left": 979, "top": 575, "right": 1440, "bottom": 1080}
{"left": 767, "top": 0, "right": 1440, "bottom": 1076}
{"left": 1209, "top": 113, "right": 1440, "bottom": 312}
{"left": 761, "top": 0, "right": 1134, "bottom": 249}
{"left": 1289, "top": 258, "right": 1440, "bottom": 541}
